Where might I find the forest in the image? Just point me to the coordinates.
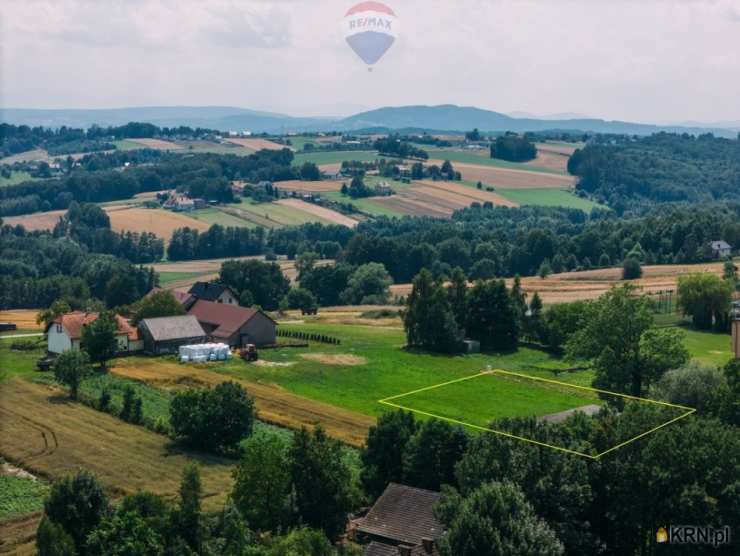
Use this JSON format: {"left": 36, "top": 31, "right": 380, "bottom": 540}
{"left": 570, "top": 132, "right": 740, "bottom": 212}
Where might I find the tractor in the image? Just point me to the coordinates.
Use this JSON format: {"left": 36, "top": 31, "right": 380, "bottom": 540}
{"left": 240, "top": 344, "right": 259, "bottom": 362}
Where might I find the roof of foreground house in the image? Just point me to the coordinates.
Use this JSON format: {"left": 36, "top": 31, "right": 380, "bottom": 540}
{"left": 353, "top": 483, "right": 444, "bottom": 547}
{"left": 46, "top": 312, "right": 139, "bottom": 341}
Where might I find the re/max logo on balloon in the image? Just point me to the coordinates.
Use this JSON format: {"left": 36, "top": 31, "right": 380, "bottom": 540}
{"left": 343, "top": 1, "right": 399, "bottom": 68}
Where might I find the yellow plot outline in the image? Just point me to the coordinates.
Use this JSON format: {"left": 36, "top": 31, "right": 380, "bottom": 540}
{"left": 378, "top": 369, "right": 696, "bottom": 460}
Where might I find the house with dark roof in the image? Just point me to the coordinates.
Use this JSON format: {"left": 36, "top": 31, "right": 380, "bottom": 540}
{"left": 187, "top": 299, "right": 276, "bottom": 347}
{"left": 138, "top": 315, "right": 207, "bottom": 355}
{"left": 188, "top": 282, "right": 239, "bottom": 306}
{"left": 352, "top": 483, "right": 444, "bottom": 556}
{"left": 46, "top": 312, "right": 143, "bottom": 355}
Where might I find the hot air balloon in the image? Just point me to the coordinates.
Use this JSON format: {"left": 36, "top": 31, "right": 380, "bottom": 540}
{"left": 342, "top": 1, "right": 399, "bottom": 69}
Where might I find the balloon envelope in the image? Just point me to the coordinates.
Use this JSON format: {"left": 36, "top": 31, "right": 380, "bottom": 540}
{"left": 343, "top": 1, "right": 399, "bottom": 66}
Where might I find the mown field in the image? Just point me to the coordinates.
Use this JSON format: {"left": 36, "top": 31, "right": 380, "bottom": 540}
{"left": 294, "top": 150, "right": 379, "bottom": 166}
{"left": 0, "top": 171, "right": 36, "bottom": 187}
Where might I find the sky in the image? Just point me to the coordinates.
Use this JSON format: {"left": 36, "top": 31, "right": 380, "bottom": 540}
{"left": 3, "top": 0, "right": 740, "bottom": 123}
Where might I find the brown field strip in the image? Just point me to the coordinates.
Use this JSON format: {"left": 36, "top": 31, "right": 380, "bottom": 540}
{"left": 0, "top": 310, "right": 43, "bottom": 330}
{"left": 0, "top": 380, "right": 235, "bottom": 511}
{"left": 535, "top": 142, "right": 578, "bottom": 156}
{"left": 219, "top": 206, "right": 281, "bottom": 229}
{"left": 368, "top": 195, "right": 454, "bottom": 218}
{"left": 275, "top": 179, "right": 345, "bottom": 193}
{"left": 128, "top": 138, "right": 184, "bottom": 150}
{"left": 0, "top": 511, "right": 38, "bottom": 555}
{"left": 426, "top": 160, "right": 576, "bottom": 189}
{"left": 225, "top": 138, "right": 286, "bottom": 152}
{"left": 275, "top": 199, "right": 359, "bottom": 228}
{"left": 415, "top": 180, "right": 518, "bottom": 207}
{"left": 390, "top": 261, "right": 727, "bottom": 305}
{"left": 526, "top": 150, "right": 570, "bottom": 173}
{"left": 111, "top": 360, "right": 374, "bottom": 447}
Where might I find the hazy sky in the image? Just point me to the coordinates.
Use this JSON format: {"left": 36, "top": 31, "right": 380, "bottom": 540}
{"left": 3, "top": 0, "right": 740, "bottom": 122}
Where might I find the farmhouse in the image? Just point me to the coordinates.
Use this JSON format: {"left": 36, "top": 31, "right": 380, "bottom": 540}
{"left": 187, "top": 299, "right": 276, "bottom": 347}
{"left": 188, "top": 282, "right": 239, "bottom": 305}
{"left": 351, "top": 483, "right": 444, "bottom": 555}
{"left": 46, "top": 312, "right": 143, "bottom": 355}
{"left": 709, "top": 240, "right": 732, "bottom": 259}
{"left": 138, "top": 315, "right": 207, "bottom": 355}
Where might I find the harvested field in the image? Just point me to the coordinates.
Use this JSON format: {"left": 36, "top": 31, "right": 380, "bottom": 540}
{"left": 0, "top": 310, "right": 42, "bottom": 330}
{"left": 275, "top": 179, "right": 345, "bottom": 193}
{"left": 275, "top": 199, "right": 359, "bottom": 228}
{"left": 299, "top": 353, "right": 367, "bottom": 365}
{"left": 527, "top": 150, "right": 570, "bottom": 173}
{"left": 0, "top": 379, "right": 235, "bottom": 511}
{"left": 428, "top": 160, "right": 576, "bottom": 189}
{"left": 0, "top": 512, "right": 38, "bottom": 555}
{"left": 0, "top": 149, "right": 50, "bottom": 164}
{"left": 535, "top": 142, "right": 579, "bottom": 156}
{"left": 2, "top": 210, "right": 65, "bottom": 232}
{"left": 107, "top": 208, "right": 210, "bottom": 240}
{"left": 226, "top": 138, "right": 286, "bottom": 151}
{"left": 127, "top": 138, "right": 184, "bottom": 150}
{"left": 235, "top": 200, "right": 336, "bottom": 227}
{"left": 111, "top": 359, "right": 374, "bottom": 447}
{"left": 390, "top": 261, "right": 728, "bottom": 305}
{"left": 368, "top": 195, "right": 453, "bottom": 219}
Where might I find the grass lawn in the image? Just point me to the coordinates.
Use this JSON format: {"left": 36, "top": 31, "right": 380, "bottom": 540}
{"left": 293, "top": 151, "right": 379, "bottom": 166}
{"left": 0, "top": 171, "right": 36, "bottom": 187}
{"left": 208, "top": 323, "right": 595, "bottom": 422}
{"left": 681, "top": 326, "right": 732, "bottom": 367}
{"left": 0, "top": 335, "right": 45, "bottom": 383}
{"left": 426, "top": 149, "right": 562, "bottom": 174}
{"left": 495, "top": 188, "right": 604, "bottom": 211}
{"left": 0, "top": 475, "right": 48, "bottom": 521}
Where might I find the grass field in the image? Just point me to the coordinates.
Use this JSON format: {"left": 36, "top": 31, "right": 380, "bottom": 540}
{"left": 0, "top": 476, "right": 47, "bottom": 521}
{"left": 190, "top": 207, "right": 257, "bottom": 228}
{"left": 0, "top": 335, "right": 45, "bottom": 383}
{"left": 112, "top": 139, "right": 146, "bottom": 151}
{"left": 234, "top": 199, "right": 334, "bottom": 227}
{"left": 157, "top": 270, "right": 209, "bottom": 286}
{"left": 323, "top": 191, "right": 406, "bottom": 218}
{"left": 0, "top": 379, "right": 235, "bottom": 511}
{"left": 0, "top": 171, "right": 36, "bottom": 187}
{"left": 294, "top": 151, "right": 379, "bottom": 166}
{"left": 495, "top": 188, "right": 603, "bottom": 210}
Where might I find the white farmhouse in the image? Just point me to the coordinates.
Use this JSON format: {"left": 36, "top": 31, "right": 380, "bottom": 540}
{"left": 46, "top": 312, "right": 143, "bottom": 355}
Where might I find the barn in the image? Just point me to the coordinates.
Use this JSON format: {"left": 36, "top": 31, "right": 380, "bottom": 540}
{"left": 187, "top": 299, "right": 276, "bottom": 347}
{"left": 138, "top": 315, "right": 207, "bottom": 355}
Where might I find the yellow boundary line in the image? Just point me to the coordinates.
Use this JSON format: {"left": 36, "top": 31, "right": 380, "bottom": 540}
{"left": 378, "top": 369, "right": 696, "bottom": 460}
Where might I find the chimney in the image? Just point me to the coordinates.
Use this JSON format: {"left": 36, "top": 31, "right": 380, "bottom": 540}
{"left": 422, "top": 538, "right": 435, "bottom": 554}
{"left": 397, "top": 545, "right": 413, "bottom": 556}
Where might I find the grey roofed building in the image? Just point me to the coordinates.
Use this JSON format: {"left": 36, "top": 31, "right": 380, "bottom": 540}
{"left": 709, "top": 240, "right": 732, "bottom": 259}
{"left": 138, "top": 315, "right": 207, "bottom": 355}
{"left": 188, "top": 282, "right": 239, "bottom": 305}
{"left": 352, "top": 483, "right": 444, "bottom": 552}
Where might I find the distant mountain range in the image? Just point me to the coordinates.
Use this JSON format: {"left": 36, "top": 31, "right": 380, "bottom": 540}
{"left": 2, "top": 104, "right": 737, "bottom": 137}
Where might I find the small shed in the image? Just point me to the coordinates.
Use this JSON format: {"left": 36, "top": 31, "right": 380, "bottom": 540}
{"left": 138, "top": 315, "right": 207, "bottom": 355}
{"left": 709, "top": 240, "right": 732, "bottom": 259}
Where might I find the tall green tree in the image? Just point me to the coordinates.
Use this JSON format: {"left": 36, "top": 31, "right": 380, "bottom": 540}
{"left": 41, "top": 470, "right": 110, "bottom": 554}
{"left": 447, "top": 267, "right": 468, "bottom": 331}
{"left": 86, "top": 510, "right": 164, "bottom": 556}
{"left": 340, "top": 262, "right": 393, "bottom": 305}
{"left": 466, "top": 280, "right": 519, "bottom": 351}
{"left": 436, "top": 482, "right": 564, "bottom": 556}
{"left": 36, "top": 517, "right": 76, "bottom": 556}
{"left": 361, "top": 410, "right": 418, "bottom": 499}
{"left": 677, "top": 273, "right": 733, "bottom": 330}
{"left": 220, "top": 260, "right": 290, "bottom": 311}
{"left": 232, "top": 433, "right": 293, "bottom": 532}
{"left": 403, "top": 269, "right": 463, "bottom": 354}
{"left": 566, "top": 285, "right": 683, "bottom": 396}
{"left": 176, "top": 463, "right": 202, "bottom": 553}
{"left": 36, "top": 299, "right": 72, "bottom": 326}
{"left": 81, "top": 312, "right": 118, "bottom": 369}
{"left": 403, "top": 419, "right": 468, "bottom": 491}
{"left": 53, "top": 350, "right": 91, "bottom": 400}
{"left": 133, "top": 290, "right": 185, "bottom": 324}
{"left": 289, "top": 427, "right": 354, "bottom": 540}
